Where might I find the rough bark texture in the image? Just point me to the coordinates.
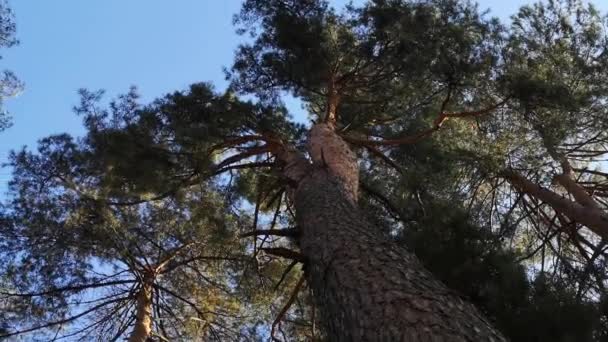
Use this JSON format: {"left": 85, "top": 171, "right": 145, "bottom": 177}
{"left": 294, "top": 171, "right": 505, "bottom": 341}
{"left": 283, "top": 124, "right": 505, "bottom": 341}
{"left": 308, "top": 123, "right": 359, "bottom": 201}
{"left": 502, "top": 169, "right": 608, "bottom": 239}
{"left": 129, "top": 275, "right": 154, "bottom": 342}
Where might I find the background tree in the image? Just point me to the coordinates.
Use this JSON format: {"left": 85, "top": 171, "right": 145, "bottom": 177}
{"left": 355, "top": 0, "right": 608, "bottom": 339}
{"left": 0, "top": 87, "right": 314, "bottom": 341}
{"left": 0, "top": 145, "right": 253, "bottom": 341}
{"left": 402, "top": 0, "right": 608, "bottom": 309}
{"left": 0, "top": 0, "right": 21, "bottom": 129}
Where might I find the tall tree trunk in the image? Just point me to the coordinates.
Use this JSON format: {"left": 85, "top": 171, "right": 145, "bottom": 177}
{"left": 294, "top": 172, "right": 505, "bottom": 341}
{"left": 129, "top": 274, "right": 154, "bottom": 342}
{"left": 281, "top": 124, "right": 506, "bottom": 341}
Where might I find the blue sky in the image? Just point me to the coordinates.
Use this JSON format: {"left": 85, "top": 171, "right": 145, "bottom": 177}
{"left": 0, "top": 0, "right": 606, "bottom": 189}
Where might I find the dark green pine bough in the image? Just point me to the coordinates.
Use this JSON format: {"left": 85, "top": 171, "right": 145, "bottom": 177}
{"left": 3, "top": 0, "right": 608, "bottom": 340}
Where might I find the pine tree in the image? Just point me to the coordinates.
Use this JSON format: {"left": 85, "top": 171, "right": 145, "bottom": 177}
{"left": 1, "top": 140, "right": 253, "bottom": 340}
{"left": 3, "top": 0, "right": 608, "bottom": 340}
{"left": 0, "top": 0, "right": 21, "bottom": 129}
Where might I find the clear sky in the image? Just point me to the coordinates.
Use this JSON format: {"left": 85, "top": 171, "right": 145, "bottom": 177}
{"left": 0, "top": 0, "right": 606, "bottom": 190}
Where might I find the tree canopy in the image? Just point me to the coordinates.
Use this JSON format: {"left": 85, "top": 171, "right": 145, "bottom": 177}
{"left": 2, "top": 0, "right": 608, "bottom": 340}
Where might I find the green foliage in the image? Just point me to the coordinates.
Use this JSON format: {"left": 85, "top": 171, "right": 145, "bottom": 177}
{"left": 4, "top": 0, "right": 608, "bottom": 340}
{"left": 0, "top": 0, "right": 21, "bottom": 129}
{"left": 503, "top": 0, "right": 608, "bottom": 145}
{"left": 34, "top": 84, "right": 304, "bottom": 205}
{"left": 231, "top": 0, "right": 504, "bottom": 127}
{"left": 0, "top": 82, "right": 310, "bottom": 340}
{"left": 397, "top": 202, "right": 603, "bottom": 341}
{"left": 508, "top": 274, "right": 599, "bottom": 342}
{"left": 1, "top": 154, "right": 253, "bottom": 340}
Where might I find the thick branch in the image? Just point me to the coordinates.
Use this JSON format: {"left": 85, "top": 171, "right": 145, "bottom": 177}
{"left": 212, "top": 161, "right": 274, "bottom": 176}
{"left": 539, "top": 130, "right": 602, "bottom": 211}
{"left": 574, "top": 168, "right": 608, "bottom": 178}
{"left": 350, "top": 143, "right": 403, "bottom": 174}
{"left": 554, "top": 172, "right": 601, "bottom": 210}
{"left": 215, "top": 145, "right": 274, "bottom": 170}
{"left": 261, "top": 247, "right": 305, "bottom": 262}
{"left": 360, "top": 182, "right": 406, "bottom": 222}
{"left": 342, "top": 99, "right": 507, "bottom": 147}
{"left": 501, "top": 169, "right": 608, "bottom": 239}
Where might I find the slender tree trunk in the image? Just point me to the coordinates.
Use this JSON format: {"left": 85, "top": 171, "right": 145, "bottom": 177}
{"left": 501, "top": 169, "right": 608, "bottom": 239}
{"left": 281, "top": 124, "right": 506, "bottom": 341}
{"left": 129, "top": 275, "right": 154, "bottom": 342}
{"left": 535, "top": 132, "right": 605, "bottom": 228}
{"left": 553, "top": 172, "right": 601, "bottom": 211}
{"left": 544, "top": 137, "right": 601, "bottom": 211}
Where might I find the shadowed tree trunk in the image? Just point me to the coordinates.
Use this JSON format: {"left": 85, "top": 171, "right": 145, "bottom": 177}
{"left": 280, "top": 124, "right": 506, "bottom": 341}
{"left": 129, "top": 272, "right": 154, "bottom": 342}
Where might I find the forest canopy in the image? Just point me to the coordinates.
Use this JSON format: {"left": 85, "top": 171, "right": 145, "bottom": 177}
{"left": 2, "top": 0, "right": 608, "bottom": 341}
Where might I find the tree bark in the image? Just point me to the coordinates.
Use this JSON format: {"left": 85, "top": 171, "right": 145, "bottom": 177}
{"left": 129, "top": 274, "right": 154, "bottom": 342}
{"left": 281, "top": 124, "right": 506, "bottom": 341}
{"left": 293, "top": 171, "right": 505, "bottom": 341}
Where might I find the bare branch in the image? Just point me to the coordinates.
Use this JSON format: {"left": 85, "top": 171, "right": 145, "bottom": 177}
{"left": 0, "top": 296, "right": 129, "bottom": 339}
{"left": 271, "top": 275, "right": 306, "bottom": 342}
{"left": 0, "top": 280, "right": 135, "bottom": 298}
{"left": 239, "top": 228, "right": 298, "bottom": 238}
